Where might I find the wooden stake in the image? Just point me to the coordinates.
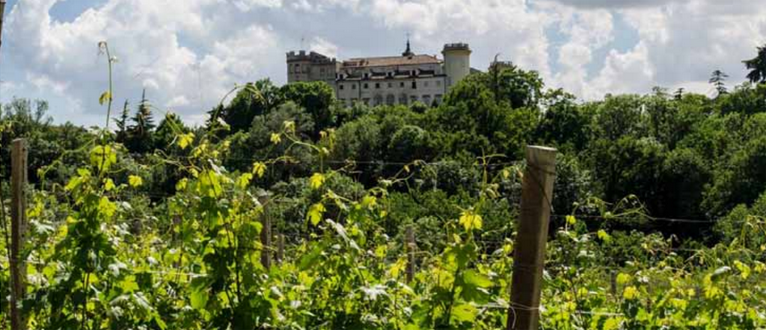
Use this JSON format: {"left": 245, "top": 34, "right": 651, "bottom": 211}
{"left": 260, "top": 215, "right": 271, "bottom": 270}
{"left": 508, "top": 146, "right": 556, "bottom": 330}
{"left": 405, "top": 225, "right": 415, "bottom": 283}
{"left": 276, "top": 232, "right": 285, "bottom": 265}
{"left": 0, "top": 0, "right": 7, "bottom": 57}
{"left": 10, "top": 139, "right": 28, "bottom": 330}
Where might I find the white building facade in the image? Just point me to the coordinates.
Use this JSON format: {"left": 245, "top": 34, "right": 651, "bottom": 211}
{"left": 287, "top": 41, "right": 471, "bottom": 107}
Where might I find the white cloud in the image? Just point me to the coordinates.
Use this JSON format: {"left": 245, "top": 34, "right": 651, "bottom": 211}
{"left": 542, "top": 0, "right": 690, "bottom": 9}
{"left": 309, "top": 37, "right": 339, "bottom": 58}
{"left": 3, "top": 0, "right": 766, "bottom": 127}
{"left": 233, "top": 0, "right": 283, "bottom": 12}
{"left": 550, "top": 9, "right": 614, "bottom": 96}
{"left": 617, "top": 0, "right": 766, "bottom": 89}
{"left": 363, "top": 0, "right": 554, "bottom": 79}
{"left": 5, "top": 0, "right": 283, "bottom": 126}
{"left": 27, "top": 72, "right": 70, "bottom": 95}
{"left": 166, "top": 95, "right": 191, "bottom": 108}
{"left": 588, "top": 42, "right": 654, "bottom": 98}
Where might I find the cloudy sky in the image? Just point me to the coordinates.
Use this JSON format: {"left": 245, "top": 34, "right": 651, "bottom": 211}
{"left": 2, "top": 0, "right": 766, "bottom": 126}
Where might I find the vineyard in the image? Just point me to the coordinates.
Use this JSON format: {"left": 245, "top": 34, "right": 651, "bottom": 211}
{"left": 1, "top": 115, "right": 764, "bottom": 330}
{"left": 0, "top": 42, "right": 765, "bottom": 329}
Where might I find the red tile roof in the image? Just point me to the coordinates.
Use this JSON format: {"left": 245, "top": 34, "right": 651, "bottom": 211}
{"left": 342, "top": 54, "right": 441, "bottom": 68}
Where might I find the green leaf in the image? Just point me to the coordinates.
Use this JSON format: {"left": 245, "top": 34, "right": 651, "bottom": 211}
{"left": 129, "top": 175, "right": 144, "bottom": 188}
{"left": 252, "top": 162, "right": 267, "bottom": 178}
{"left": 99, "top": 91, "right": 112, "bottom": 105}
{"left": 450, "top": 303, "right": 477, "bottom": 324}
{"left": 463, "top": 270, "right": 492, "bottom": 288}
{"left": 459, "top": 209, "right": 482, "bottom": 231}
{"left": 90, "top": 145, "right": 117, "bottom": 172}
{"left": 270, "top": 133, "right": 282, "bottom": 144}
{"left": 597, "top": 229, "right": 611, "bottom": 242}
{"left": 176, "top": 132, "right": 194, "bottom": 150}
{"left": 566, "top": 215, "right": 576, "bottom": 225}
{"left": 103, "top": 178, "right": 116, "bottom": 191}
{"left": 309, "top": 173, "right": 325, "bottom": 190}
{"left": 98, "top": 196, "right": 117, "bottom": 218}
{"left": 236, "top": 172, "right": 253, "bottom": 189}
{"left": 190, "top": 288, "right": 208, "bottom": 309}
{"left": 307, "top": 203, "right": 326, "bottom": 226}
{"left": 299, "top": 246, "right": 323, "bottom": 271}
{"left": 120, "top": 276, "right": 140, "bottom": 293}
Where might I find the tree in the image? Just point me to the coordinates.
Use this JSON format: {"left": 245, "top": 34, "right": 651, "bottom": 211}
{"left": 709, "top": 70, "right": 729, "bottom": 96}
{"left": 589, "top": 136, "right": 667, "bottom": 221}
{"left": 387, "top": 125, "right": 435, "bottom": 164}
{"left": 535, "top": 89, "right": 589, "bottom": 152}
{"left": 218, "top": 79, "right": 281, "bottom": 133}
{"left": 490, "top": 62, "right": 544, "bottom": 109}
{"left": 154, "top": 112, "right": 188, "bottom": 153}
{"left": 115, "top": 100, "right": 130, "bottom": 143}
{"left": 744, "top": 44, "right": 766, "bottom": 84}
{"left": 674, "top": 88, "right": 685, "bottom": 101}
{"left": 279, "top": 81, "right": 335, "bottom": 137}
{"left": 133, "top": 89, "right": 155, "bottom": 133}
{"left": 125, "top": 89, "right": 156, "bottom": 153}
{"left": 703, "top": 135, "right": 766, "bottom": 217}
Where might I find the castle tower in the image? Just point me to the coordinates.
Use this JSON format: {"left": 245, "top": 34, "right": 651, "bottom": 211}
{"left": 442, "top": 43, "right": 472, "bottom": 88}
{"left": 286, "top": 51, "right": 312, "bottom": 83}
{"left": 286, "top": 50, "right": 339, "bottom": 84}
{"left": 402, "top": 38, "right": 414, "bottom": 57}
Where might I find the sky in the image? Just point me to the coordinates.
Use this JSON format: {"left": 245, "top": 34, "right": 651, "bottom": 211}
{"left": 1, "top": 0, "right": 766, "bottom": 127}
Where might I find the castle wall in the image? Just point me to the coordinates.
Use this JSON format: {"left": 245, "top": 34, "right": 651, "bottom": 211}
{"left": 336, "top": 76, "right": 446, "bottom": 107}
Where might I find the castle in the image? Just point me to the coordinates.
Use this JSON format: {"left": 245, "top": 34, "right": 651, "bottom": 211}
{"left": 286, "top": 41, "right": 472, "bottom": 107}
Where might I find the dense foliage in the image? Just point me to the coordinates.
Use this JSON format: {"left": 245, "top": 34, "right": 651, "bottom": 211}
{"left": 0, "top": 44, "right": 765, "bottom": 329}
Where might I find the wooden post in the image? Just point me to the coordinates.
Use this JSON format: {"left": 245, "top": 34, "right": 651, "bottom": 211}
{"left": 610, "top": 271, "right": 617, "bottom": 299}
{"left": 276, "top": 232, "right": 284, "bottom": 265}
{"left": 0, "top": 0, "right": 7, "bottom": 56}
{"left": 10, "top": 139, "right": 28, "bottom": 330}
{"left": 405, "top": 226, "right": 415, "bottom": 283}
{"left": 260, "top": 215, "right": 271, "bottom": 270}
{"left": 508, "top": 146, "right": 556, "bottom": 330}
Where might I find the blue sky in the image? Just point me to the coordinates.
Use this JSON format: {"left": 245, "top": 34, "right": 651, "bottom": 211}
{"left": 2, "top": 0, "right": 765, "bottom": 126}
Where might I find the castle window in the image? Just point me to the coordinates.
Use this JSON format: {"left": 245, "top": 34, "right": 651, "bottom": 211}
{"left": 412, "top": 81, "right": 417, "bottom": 89}
{"left": 388, "top": 82, "right": 393, "bottom": 88}
{"left": 352, "top": 84, "right": 357, "bottom": 90}
{"left": 400, "top": 82, "right": 405, "bottom": 88}
{"left": 340, "top": 84, "right": 345, "bottom": 90}
{"left": 376, "top": 83, "right": 381, "bottom": 89}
